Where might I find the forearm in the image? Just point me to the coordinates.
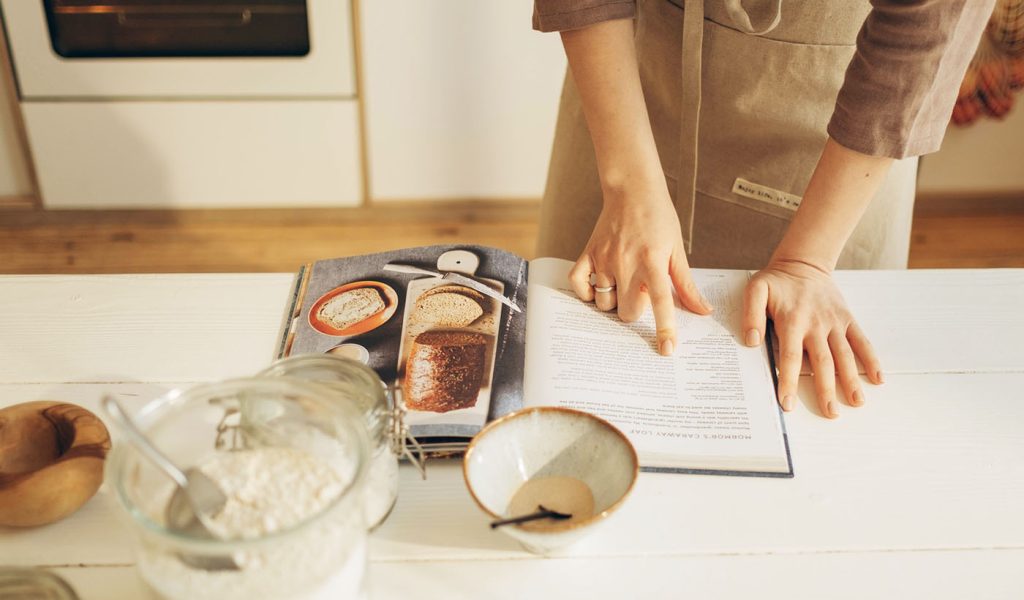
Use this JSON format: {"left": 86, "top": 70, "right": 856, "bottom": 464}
{"left": 560, "top": 19, "right": 663, "bottom": 203}
{"left": 771, "top": 138, "right": 894, "bottom": 271}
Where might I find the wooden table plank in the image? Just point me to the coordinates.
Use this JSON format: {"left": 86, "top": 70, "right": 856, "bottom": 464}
{"left": 366, "top": 550, "right": 1024, "bottom": 600}
{"left": 0, "top": 383, "right": 183, "bottom": 567}
{"left": 0, "top": 274, "right": 294, "bottom": 383}
{"left": 2, "top": 271, "right": 1021, "bottom": 600}
{"left": 48, "top": 549, "right": 1024, "bottom": 600}
{"left": 375, "top": 373, "right": 1024, "bottom": 560}
{"left": 833, "top": 269, "right": 1024, "bottom": 373}
{"left": 3, "top": 373, "right": 1021, "bottom": 568}
{"left": 1, "top": 270, "right": 1020, "bottom": 386}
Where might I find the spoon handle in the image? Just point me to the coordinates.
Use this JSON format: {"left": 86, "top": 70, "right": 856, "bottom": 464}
{"left": 101, "top": 395, "right": 189, "bottom": 489}
{"left": 490, "top": 505, "right": 572, "bottom": 529}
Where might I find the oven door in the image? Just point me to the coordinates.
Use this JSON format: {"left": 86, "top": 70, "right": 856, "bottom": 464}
{"left": 43, "top": 0, "right": 311, "bottom": 58}
{"left": 1, "top": 0, "right": 354, "bottom": 98}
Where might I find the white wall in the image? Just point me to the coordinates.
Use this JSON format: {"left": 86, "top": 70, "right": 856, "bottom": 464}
{"left": 918, "top": 106, "right": 1024, "bottom": 196}
{"left": 361, "top": 1, "right": 566, "bottom": 201}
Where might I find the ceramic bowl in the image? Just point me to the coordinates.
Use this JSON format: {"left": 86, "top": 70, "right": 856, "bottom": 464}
{"left": 462, "top": 407, "right": 638, "bottom": 554}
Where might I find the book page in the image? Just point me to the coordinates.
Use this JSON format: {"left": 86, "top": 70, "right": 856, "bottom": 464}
{"left": 523, "top": 258, "right": 789, "bottom": 473}
{"left": 285, "top": 245, "right": 528, "bottom": 441}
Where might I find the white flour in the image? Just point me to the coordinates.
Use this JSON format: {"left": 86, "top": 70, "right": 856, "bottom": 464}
{"left": 141, "top": 447, "right": 368, "bottom": 600}
{"left": 365, "top": 446, "right": 399, "bottom": 529}
{"left": 202, "top": 447, "right": 345, "bottom": 541}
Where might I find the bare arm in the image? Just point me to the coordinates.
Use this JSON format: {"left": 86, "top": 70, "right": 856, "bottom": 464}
{"left": 559, "top": 19, "right": 661, "bottom": 196}
{"left": 562, "top": 19, "right": 711, "bottom": 357}
{"left": 775, "top": 138, "right": 894, "bottom": 271}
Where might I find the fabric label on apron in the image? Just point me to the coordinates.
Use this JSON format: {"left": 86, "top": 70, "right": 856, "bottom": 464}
{"left": 731, "top": 178, "right": 802, "bottom": 211}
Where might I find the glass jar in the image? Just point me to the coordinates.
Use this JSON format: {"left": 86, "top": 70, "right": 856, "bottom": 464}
{"left": 0, "top": 568, "right": 79, "bottom": 599}
{"left": 258, "top": 355, "right": 399, "bottom": 529}
{"left": 106, "top": 377, "right": 370, "bottom": 600}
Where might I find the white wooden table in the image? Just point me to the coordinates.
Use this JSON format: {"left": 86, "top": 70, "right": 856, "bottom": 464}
{"left": 1, "top": 270, "right": 1022, "bottom": 599}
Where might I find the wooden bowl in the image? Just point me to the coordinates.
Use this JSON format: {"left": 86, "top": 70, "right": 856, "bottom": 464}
{"left": 308, "top": 280, "right": 398, "bottom": 337}
{"left": 0, "top": 401, "right": 111, "bottom": 527}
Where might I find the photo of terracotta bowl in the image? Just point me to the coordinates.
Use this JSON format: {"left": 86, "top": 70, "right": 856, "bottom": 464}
{"left": 308, "top": 281, "right": 398, "bottom": 337}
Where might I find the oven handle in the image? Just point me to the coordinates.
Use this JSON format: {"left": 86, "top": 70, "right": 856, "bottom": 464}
{"left": 116, "top": 9, "right": 253, "bottom": 29}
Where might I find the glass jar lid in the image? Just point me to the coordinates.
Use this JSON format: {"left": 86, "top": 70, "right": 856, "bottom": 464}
{"left": 259, "top": 355, "right": 426, "bottom": 475}
{"left": 259, "top": 355, "right": 387, "bottom": 432}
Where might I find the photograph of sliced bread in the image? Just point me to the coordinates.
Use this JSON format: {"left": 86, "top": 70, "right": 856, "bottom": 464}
{"left": 403, "top": 330, "right": 488, "bottom": 412}
{"left": 411, "top": 284, "right": 487, "bottom": 327}
{"left": 316, "top": 287, "right": 386, "bottom": 330}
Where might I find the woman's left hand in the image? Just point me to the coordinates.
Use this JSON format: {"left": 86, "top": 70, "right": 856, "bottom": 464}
{"left": 742, "top": 258, "right": 884, "bottom": 418}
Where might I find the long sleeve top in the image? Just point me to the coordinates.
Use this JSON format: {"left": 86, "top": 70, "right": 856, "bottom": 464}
{"left": 533, "top": 0, "right": 995, "bottom": 158}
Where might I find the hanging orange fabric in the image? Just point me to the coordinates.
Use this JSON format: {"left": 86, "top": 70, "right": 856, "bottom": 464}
{"left": 953, "top": 0, "right": 1024, "bottom": 124}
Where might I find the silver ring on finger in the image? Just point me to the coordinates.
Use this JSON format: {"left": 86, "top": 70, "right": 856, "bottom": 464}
{"left": 589, "top": 272, "right": 616, "bottom": 290}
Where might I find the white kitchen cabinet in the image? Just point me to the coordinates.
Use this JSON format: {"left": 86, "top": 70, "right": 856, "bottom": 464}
{"left": 360, "top": 1, "right": 567, "bottom": 201}
{"left": 0, "top": 30, "right": 32, "bottom": 201}
{"left": 23, "top": 100, "right": 362, "bottom": 208}
{"left": 0, "top": 86, "right": 32, "bottom": 200}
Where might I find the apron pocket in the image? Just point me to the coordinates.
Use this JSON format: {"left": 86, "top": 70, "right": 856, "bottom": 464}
{"left": 695, "top": 20, "right": 857, "bottom": 221}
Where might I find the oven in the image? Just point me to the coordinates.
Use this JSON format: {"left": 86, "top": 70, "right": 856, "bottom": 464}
{"left": 2, "top": 0, "right": 354, "bottom": 98}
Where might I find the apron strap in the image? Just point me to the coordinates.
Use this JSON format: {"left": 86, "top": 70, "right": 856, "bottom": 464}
{"left": 676, "top": 0, "right": 704, "bottom": 254}
{"left": 675, "top": 0, "right": 783, "bottom": 255}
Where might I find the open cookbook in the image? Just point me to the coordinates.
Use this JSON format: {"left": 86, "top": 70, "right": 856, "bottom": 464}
{"left": 278, "top": 245, "right": 793, "bottom": 477}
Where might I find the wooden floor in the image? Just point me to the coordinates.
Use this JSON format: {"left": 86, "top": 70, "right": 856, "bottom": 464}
{"left": 907, "top": 200, "right": 1024, "bottom": 268}
{"left": 1, "top": 199, "right": 1022, "bottom": 274}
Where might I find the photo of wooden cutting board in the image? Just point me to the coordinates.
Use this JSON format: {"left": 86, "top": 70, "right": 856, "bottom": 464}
{"left": 395, "top": 250, "right": 503, "bottom": 426}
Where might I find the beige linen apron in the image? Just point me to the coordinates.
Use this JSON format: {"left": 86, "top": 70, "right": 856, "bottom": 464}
{"left": 536, "top": 0, "right": 919, "bottom": 270}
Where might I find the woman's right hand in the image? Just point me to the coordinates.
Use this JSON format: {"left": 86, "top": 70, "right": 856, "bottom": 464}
{"left": 568, "top": 177, "right": 714, "bottom": 356}
{"left": 559, "top": 17, "right": 711, "bottom": 350}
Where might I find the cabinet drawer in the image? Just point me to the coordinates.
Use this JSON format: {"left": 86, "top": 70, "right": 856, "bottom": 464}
{"left": 23, "top": 100, "right": 362, "bottom": 208}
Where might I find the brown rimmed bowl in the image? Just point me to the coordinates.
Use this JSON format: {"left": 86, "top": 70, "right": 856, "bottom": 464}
{"left": 462, "top": 406, "right": 638, "bottom": 554}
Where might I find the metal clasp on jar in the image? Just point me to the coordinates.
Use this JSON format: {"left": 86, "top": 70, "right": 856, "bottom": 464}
{"left": 387, "top": 385, "right": 427, "bottom": 479}
{"left": 212, "top": 399, "right": 246, "bottom": 452}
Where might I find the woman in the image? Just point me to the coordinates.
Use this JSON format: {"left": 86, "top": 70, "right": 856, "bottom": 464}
{"left": 533, "top": 0, "right": 993, "bottom": 418}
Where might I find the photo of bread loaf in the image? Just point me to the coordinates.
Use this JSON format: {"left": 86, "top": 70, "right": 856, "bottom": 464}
{"left": 317, "top": 287, "right": 385, "bottom": 330}
{"left": 412, "top": 285, "right": 487, "bottom": 327}
{"left": 393, "top": 252, "right": 507, "bottom": 424}
{"left": 308, "top": 281, "right": 398, "bottom": 336}
{"left": 404, "top": 330, "right": 488, "bottom": 413}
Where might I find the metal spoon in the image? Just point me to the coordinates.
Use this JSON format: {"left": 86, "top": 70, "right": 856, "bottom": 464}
{"left": 101, "top": 396, "right": 238, "bottom": 570}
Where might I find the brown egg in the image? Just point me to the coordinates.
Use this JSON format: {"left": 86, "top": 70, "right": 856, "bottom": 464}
{"left": 0, "top": 401, "right": 111, "bottom": 527}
